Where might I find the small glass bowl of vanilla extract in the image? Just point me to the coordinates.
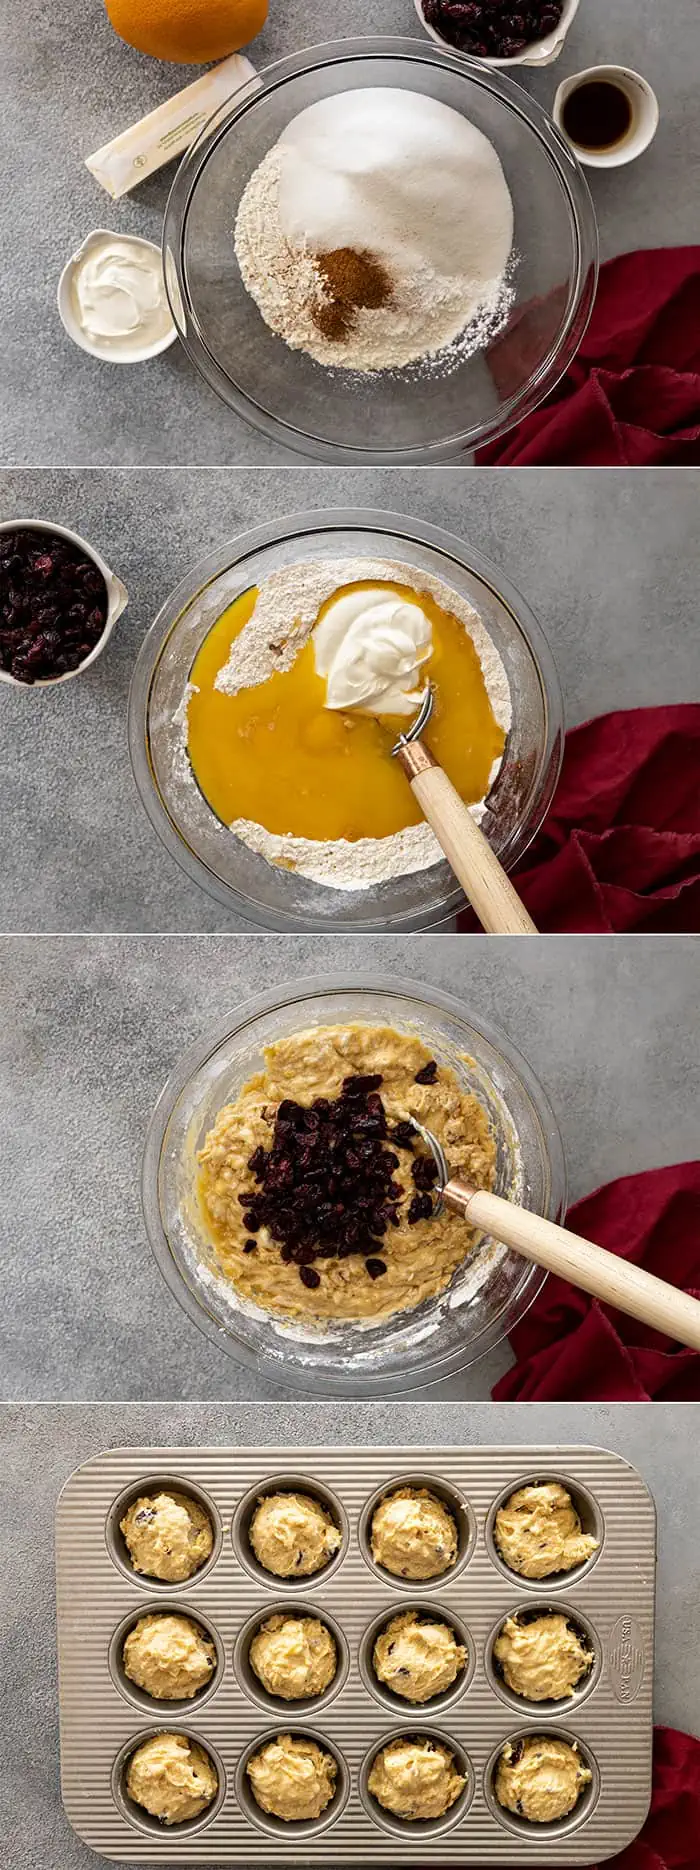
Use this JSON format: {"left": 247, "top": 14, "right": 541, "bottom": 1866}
{"left": 554, "top": 64, "right": 659, "bottom": 168}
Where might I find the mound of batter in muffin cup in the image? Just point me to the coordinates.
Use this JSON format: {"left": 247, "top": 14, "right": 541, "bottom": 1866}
{"left": 370, "top": 1485, "right": 459, "bottom": 1580}
{"left": 246, "top": 1733, "right": 338, "bottom": 1821}
{"left": 367, "top": 1735, "right": 465, "bottom": 1821}
{"left": 248, "top": 1490, "right": 342, "bottom": 1579}
{"left": 373, "top": 1610, "right": 466, "bottom": 1704}
{"left": 122, "top": 1612, "right": 217, "bottom": 1701}
{"left": 125, "top": 1732, "right": 218, "bottom": 1826}
{"left": 249, "top": 1613, "right": 338, "bottom": 1701}
{"left": 494, "top": 1734, "right": 592, "bottom": 1824}
{"left": 493, "top": 1610, "right": 593, "bottom": 1703}
{"left": 494, "top": 1482, "right": 599, "bottom": 1581}
{"left": 120, "top": 1489, "right": 213, "bottom": 1583}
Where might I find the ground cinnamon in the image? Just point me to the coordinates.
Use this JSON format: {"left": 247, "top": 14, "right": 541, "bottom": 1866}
{"left": 312, "top": 246, "right": 393, "bottom": 342}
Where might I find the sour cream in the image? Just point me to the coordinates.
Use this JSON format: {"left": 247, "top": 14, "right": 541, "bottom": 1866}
{"left": 314, "top": 586, "right": 432, "bottom": 716}
{"left": 70, "top": 233, "right": 174, "bottom": 358}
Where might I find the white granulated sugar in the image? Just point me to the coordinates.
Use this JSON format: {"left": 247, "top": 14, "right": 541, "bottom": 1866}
{"left": 234, "top": 88, "right": 514, "bottom": 374}
{"left": 205, "top": 556, "right": 512, "bottom": 892}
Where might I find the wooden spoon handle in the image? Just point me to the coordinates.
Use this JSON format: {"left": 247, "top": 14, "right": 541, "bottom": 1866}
{"left": 397, "top": 741, "right": 536, "bottom": 935}
{"left": 445, "top": 1183, "right": 700, "bottom": 1351}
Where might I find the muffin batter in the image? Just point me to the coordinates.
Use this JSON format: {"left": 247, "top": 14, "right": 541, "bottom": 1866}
{"left": 249, "top": 1491, "right": 341, "bottom": 1578}
{"left": 120, "top": 1490, "right": 214, "bottom": 1583}
{"left": 368, "top": 1737, "right": 465, "bottom": 1820}
{"left": 495, "top": 1735, "right": 591, "bottom": 1823}
{"left": 198, "top": 1024, "right": 496, "bottom": 1325}
{"left": 371, "top": 1487, "right": 459, "bottom": 1580}
{"left": 494, "top": 1483, "right": 599, "bottom": 1581}
{"left": 246, "top": 1734, "right": 337, "bottom": 1821}
{"left": 126, "top": 1732, "right": 218, "bottom": 1825}
{"left": 123, "top": 1613, "right": 216, "bottom": 1701}
{"left": 249, "top": 1613, "right": 337, "bottom": 1700}
{"left": 373, "top": 1610, "right": 466, "bottom": 1703}
{"left": 494, "top": 1613, "right": 593, "bottom": 1703}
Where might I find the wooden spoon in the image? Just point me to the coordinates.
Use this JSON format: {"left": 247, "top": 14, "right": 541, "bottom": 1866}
{"left": 392, "top": 687, "right": 536, "bottom": 935}
{"left": 416, "top": 1122, "right": 700, "bottom": 1351}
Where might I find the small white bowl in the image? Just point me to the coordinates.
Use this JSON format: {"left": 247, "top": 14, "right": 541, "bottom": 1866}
{"left": 554, "top": 64, "right": 660, "bottom": 167}
{"left": 415, "top": 0, "right": 580, "bottom": 69}
{"left": 57, "top": 229, "right": 177, "bottom": 364}
{"left": 0, "top": 519, "right": 128, "bottom": 689}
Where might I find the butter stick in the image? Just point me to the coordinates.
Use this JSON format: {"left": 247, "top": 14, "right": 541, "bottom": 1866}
{"left": 86, "top": 53, "right": 257, "bottom": 199}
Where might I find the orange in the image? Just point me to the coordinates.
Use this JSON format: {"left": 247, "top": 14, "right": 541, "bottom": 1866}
{"left": 104, "top": 0, "right": 268, "bottom": 64}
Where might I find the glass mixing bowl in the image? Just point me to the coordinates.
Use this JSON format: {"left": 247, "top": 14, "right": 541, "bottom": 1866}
{"left": 128, "top": 509, "right": 564, "bottom": 933}
{"left": 162, "top": 37, "right": 598, "bottom": 462}
{"left": 142, "top": 975, "right": 567, "bottom": 1397}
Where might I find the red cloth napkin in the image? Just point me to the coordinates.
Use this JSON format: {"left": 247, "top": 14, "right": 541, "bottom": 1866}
{"left": 529, "top": 1729, "right": 700, "bottom": 1870}
{"left": 476, "top": 248, "right": 700, "bottom": 465}
{"left": 615, "top": 1728, "right": 700, "bottom": 1870}
{"left": 458, "top": 705, "right": 700, "bottom": 933}
{"left": 493, "top": 1162, "right": 700, "bottom": 1402}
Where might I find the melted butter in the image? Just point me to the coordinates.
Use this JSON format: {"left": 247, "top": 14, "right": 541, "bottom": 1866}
{"left": 186, "top": 580, "right": 506, "bottom": 842}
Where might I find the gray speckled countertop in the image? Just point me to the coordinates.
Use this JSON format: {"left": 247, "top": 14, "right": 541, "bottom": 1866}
{"left": 2, "top": 466, "right": 698, "bottom": 933}
{"left": 1, "top": 1400, "right": 699, "bottom": 1869}
{"left": 2, "top": 932, "right": 699, "bottom": 1402}
{"left": 2, "top": 0, "right": 699, "bottom": 464}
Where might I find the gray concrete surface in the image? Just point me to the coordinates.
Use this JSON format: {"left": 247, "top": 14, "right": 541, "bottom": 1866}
{"left": 2, "top": 0, "right": 699, "bottom": 465}
{"left": 2, "top": 933, "right": 698, "bottom": 1402}
{"left": 2, "top": 466, "right": 698, "bottom": 933}
{"left": 1, "top": 1400, "right": 699, "bottom": 1870}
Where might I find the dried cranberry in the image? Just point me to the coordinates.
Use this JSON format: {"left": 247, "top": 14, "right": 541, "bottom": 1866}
{"left": 408, "top": 1193, "right": 434, "bottom": 1224}
{"left": 389, "top": 1121, "right": 416, "bottom": 1149}
{"left": 411, "top": 1154, "right": 439, "bottom": 1190}
{"left": 342, "top": 1072, "right": 383, "bottom": 1096}
{"left": 414, "top": 1060, "right": 439, "bottom": 1085}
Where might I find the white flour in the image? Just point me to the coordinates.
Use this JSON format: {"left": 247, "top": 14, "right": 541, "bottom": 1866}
{"left": 179, "top": 556, "right": 512, "bottom": 892}
{"left": 234, "top": 89, "right": 515, "bottom": 374}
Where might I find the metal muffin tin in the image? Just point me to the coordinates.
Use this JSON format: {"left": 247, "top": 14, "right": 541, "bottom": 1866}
{"left": 55, "top": 1444, "right": 656, "bottom": 1863}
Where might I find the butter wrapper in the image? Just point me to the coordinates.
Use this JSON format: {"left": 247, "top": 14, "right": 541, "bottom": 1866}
{"left": 86, "top": 53, "right": 257, "bottom": 199}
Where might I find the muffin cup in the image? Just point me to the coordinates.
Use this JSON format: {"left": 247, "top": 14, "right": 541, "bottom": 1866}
{"left": 111, "top": 1727, "right": 226, "bottom": 1840}
{"left": 485, "top": 1472, "right": 604, "bottom": 1591}
{"left": 232, "top": 1473, "right": 348, "bottom": 1589}
{"left": 235, "top": 1600, "right": 350, "bottom": 1716}
{"left": 235, "top": 1728, "right": 350, "bottom": 1840}
{"left": 360, "top": 1601, "right": 475, "bottom": 1714}
{"left": 359, "top": 1472, "right": 476, "bottom": 1590}
{"left": 486, "top": 1602, "right": 600, "bottom": 1716}
{"left": 106, "top": 1473, "right": 223, "bottom": 1592}
{"left": 109, "top": 1602, "right": 225, "bottom": 1716}
{"left": 361, "top": 1727, "right": 474, "bottom": 1838}
{"left": 484, "top": 1727, "right": 600, "bottom": 1839}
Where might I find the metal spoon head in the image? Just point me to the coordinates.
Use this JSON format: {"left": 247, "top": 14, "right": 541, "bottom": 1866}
{"left": 408, "top": 1117, "right": 448, "bottom": 1217}
{"left": 390, "top": 682, "right": 434, "bottom": 757}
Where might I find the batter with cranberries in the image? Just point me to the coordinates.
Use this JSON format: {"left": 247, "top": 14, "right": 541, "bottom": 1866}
{"left": 197, "top": 1024, "right": 496, "bottom": 1324}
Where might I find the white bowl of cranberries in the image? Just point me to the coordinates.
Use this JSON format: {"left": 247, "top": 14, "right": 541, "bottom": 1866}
{"left": 415, "top": 0, "right": 580, "bottom": 67}
{"left": 0, "top": 520, "right": 128, "bottom": 688}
